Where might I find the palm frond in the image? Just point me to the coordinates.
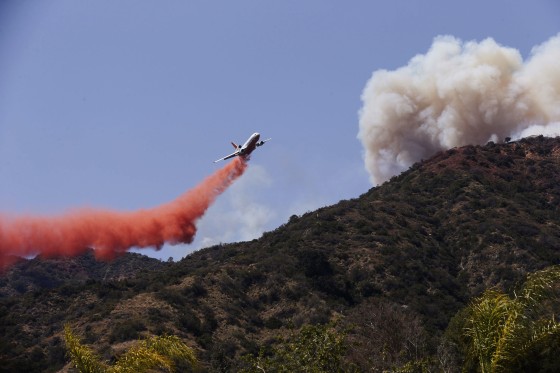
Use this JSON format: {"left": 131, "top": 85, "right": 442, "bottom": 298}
{"left": 143, "top": 335, "right": 197, "bottom": 368}
{"left": 109, "top": 334, "right": 197, "bottom": 373}
{"left": 109, "top": 345, "right": 173, "bottom": 373}
{"left": 464, "top": 290, "right": 511, "bottom": 373}
{"left": 519, "top": 265, "right": 560, "bottom": 309}
{"left": 491, "top": 308, "right": 529, "bottom": 372}
{"left": 523, "top": 318, "right": 560, "bottom": 355}
{"left": 63, "top": 324, "right": 107, "bottom": 373}
{"left": 464, "top": 266, "right": 560, "bottom": 372}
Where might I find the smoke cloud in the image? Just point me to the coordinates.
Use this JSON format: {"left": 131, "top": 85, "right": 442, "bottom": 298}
{"left": 358, "top": 34, "right": 560, "bottom": 185}
{"left": 0, "top": 157, "right": 247, "bottom": 270}
{"left": 198, "top": 164, "right": 275, "bottom": 248}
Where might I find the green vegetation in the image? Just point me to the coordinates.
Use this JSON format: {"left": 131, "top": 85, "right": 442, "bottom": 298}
{"left": 455, "top": 266, "right": 560, "bottom": 372}
{"left": 240, "top": 323, "right": 354, "bottom": 373}
{"left": 64, "top": 325, "right": 197, "bottom": 373}
{"left": 64, "top": 325, "right": 106, "bottom": 373}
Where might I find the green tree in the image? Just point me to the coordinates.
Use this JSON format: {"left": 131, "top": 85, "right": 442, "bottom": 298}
{"left": 241, "top": 323, "right": 355, "bottom": 373}
{"left": 464, "top": 265, "right": 560, "bottom": 372}
{"left": 64, "top": 325, "right": 197, "bottom": 373}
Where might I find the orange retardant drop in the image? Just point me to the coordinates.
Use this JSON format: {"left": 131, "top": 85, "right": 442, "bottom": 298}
{"left": 0, "top": 157, "right": 247, "bottom": 270}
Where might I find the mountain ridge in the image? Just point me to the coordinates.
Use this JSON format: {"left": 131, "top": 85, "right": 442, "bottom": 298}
{"left": 0, "top": 248, "right": 169, "bottom": 297}
{"left": 1, "top": 135, "right": 559, "bottom": 372}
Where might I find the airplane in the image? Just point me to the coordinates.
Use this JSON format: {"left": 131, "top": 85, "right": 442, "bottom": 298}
{"left": 214, "top": 132, "right": 271, "bottom": 163}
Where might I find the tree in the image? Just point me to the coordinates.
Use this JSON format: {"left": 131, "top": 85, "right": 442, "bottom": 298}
{"left": 63, "top": 325, "right": 197, "bottom": 373}
{"left": 463, "top": 265, "right": 560, "bottom": 372}
{"left": 241, "top": 323, "right": 355, "bottom": 373}
{"left": 343, "top": 299, "right": 430, "bottom": 372}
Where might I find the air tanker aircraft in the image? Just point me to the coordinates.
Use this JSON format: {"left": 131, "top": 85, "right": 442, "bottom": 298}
{"left": 214, "top": 132, "right": 271, "bottom": 163}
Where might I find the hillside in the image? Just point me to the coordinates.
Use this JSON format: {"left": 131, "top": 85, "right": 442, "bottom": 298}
{"left": 0, "top": 248, "right": 169, "bottom": 297}
{"left": 1, "top": 135, "right": 559, "bottom": 372}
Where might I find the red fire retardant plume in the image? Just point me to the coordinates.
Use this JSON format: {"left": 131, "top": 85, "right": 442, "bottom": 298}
{"left": 0, "top": 157, "right": 247, "bottom": 270}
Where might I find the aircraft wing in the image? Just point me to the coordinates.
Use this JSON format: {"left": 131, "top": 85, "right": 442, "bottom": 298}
{"left": 256, "top": 138, "right": 271, "bottom": 147}
{"left": 213, "top": 151, "right": 239, "bottom": 163}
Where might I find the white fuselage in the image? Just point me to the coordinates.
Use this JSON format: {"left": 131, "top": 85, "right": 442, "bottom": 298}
{"left": 238, "top": 132, "right": 261, "bottom": 156}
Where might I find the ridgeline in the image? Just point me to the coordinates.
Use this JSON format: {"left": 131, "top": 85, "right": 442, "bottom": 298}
{"left": 1, "top": 135, "right": 559, "bottom": 372}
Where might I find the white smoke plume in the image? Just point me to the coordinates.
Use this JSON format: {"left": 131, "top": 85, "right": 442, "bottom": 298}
{"left": 197, "top": 165, "right": 275, "bottom": 248}
{"left": 358, "top": 34, "right": 560, "bottom": 185}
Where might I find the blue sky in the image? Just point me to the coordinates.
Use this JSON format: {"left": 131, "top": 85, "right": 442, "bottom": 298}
{"left": 0, "top": 1, "right": 558, "bottom": 260}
